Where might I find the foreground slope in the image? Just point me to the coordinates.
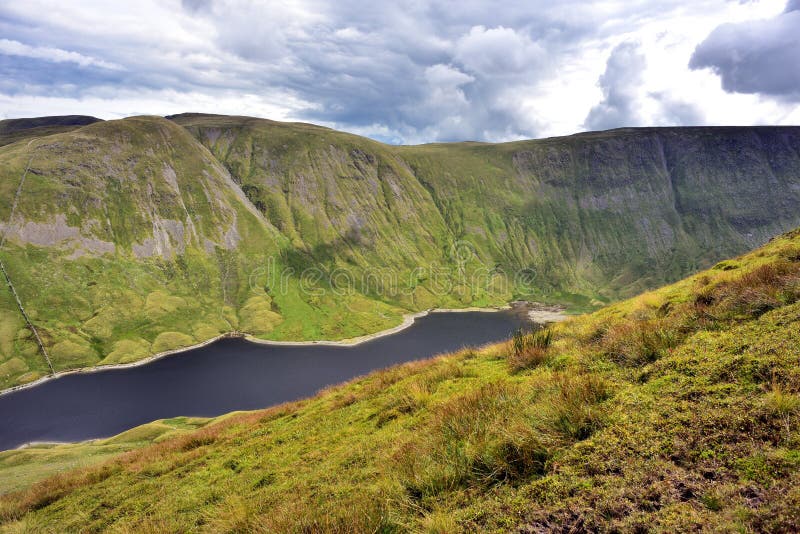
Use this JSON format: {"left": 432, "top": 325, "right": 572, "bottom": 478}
{"left": 1, "top": 116, "right": 799, "bottom": 389}
{"left": 2, "top": 228, "right": 798, "bottom": 532}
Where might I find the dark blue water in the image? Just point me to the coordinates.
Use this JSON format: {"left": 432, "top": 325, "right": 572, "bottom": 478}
{"left": 0, "top": 311, "right": 526, "bottom": 450}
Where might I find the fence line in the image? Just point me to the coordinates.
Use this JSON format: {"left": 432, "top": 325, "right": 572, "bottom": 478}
{"left": 0, "top": 150, "right": 55, "bottom": 375}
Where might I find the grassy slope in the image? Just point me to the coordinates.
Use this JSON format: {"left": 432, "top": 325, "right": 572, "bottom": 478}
{"left": 1, "top": 116, "right": 799, "bottom": 389}
{"left": 176, "top": 115, "right": 800, "bottom": 305}
{"left": 0, "top": 417, "right": 209, "bottom": 495}
{"left": 2, "top": 228, "right": 798, "bottom": 532}
{"left": 173, "top": 114, "right": 511, "bottom": 316}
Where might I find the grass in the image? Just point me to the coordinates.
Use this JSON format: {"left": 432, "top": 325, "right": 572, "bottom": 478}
{"left": 1, "top": 228, "right": 799, "bottom": 531}
{"left": 508, "top": 327, "right": 553, "bottom": 372}
{"left": 0, "top": 417, "right": 209, "bottom": 495}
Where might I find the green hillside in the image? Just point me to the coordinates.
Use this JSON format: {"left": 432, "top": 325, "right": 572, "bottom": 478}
{"left": 2, "top": 226, "right": 798, "bottom": 532}
{"left": 0, "top": 115, "right": 798, "bottom": 389}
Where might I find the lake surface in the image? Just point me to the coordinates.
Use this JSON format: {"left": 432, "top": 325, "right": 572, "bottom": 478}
{"left": 0, "top": 311, "right": 527, "bottom": 450}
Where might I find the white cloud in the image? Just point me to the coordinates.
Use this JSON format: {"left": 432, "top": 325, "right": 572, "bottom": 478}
{"left": 0, "top": 0, "right": 797, "bottom": 142}
{"left": 454, "top": 26, "right": 545, "bottom": 77}
{"left": 584, "top": 42, "right": 647, "bottom": 131}
{"left": 0, "top": 39, "right": 121, "bottom": 70}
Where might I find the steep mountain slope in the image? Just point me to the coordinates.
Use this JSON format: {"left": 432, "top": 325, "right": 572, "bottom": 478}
{"left": 0, "top": 116, "right": 294, "bottom": 388}
{"left": 399, "top": 126, "right": 800, "bottom": 297}
{"left": 174, "top": 114, "right": 800, "bottom": 302}
{"left": 2, "top": 227, "right": 798, "bottom": 532}
{"left": 0, "top": 115, "right": 799, "bottom": 390}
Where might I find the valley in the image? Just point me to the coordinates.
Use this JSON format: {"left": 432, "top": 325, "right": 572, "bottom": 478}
{"left": 0, "top": 115, "right": 798, "bottom": 390}
{"left": 3, "top": 2, "right": 799, "bottom": 531}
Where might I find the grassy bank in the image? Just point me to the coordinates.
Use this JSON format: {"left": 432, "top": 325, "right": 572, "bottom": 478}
{"left": 1, "top": 227, "right": 798, "bottom": 532}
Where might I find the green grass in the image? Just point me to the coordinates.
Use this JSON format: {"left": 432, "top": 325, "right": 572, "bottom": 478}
{"left": 1, "top": 227, "right": 798, "bottom": 532}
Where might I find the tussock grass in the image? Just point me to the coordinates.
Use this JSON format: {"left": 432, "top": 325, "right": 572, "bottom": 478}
{"left": 393, "top": 381, "right": 555, "bottom": 497}
{"left": 549, "top": 372, "right": 610, "bottom": 440}
{"left": 764, "top": 382, "right": 800, "bottom": 417}
{"left": 508, "top": 327, "right": 553, "bottom": 372}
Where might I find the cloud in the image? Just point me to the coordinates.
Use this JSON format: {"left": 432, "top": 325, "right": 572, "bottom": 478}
{"left": 0, "top": 39, "right": 121, "bottom": 70}
{"left": 650, "top": 93, "right": 704, "bottom": 126}
{"left": 453, "top": 26, "right": 545, "bottom": 77}
{"left": 689, "top": 4, "right": 800, "bottom": 101}
{"left": 0, "top": 1, "right": 795, "bottom": 142}
{"left": 181, "top": 0, "right": 212, "bottom": 13}
{"left": 584, "top": 42, "right": 646, "bottom": 130}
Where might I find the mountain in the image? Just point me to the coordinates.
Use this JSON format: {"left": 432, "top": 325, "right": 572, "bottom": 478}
{"left": 0, "top": 115, "right": 102, "bottom": 147}
{"left": 0, "top": 115, "right": 799, "bottom": 389}
{"left": 2, "top": 226, "right": 798, "bottom": 532}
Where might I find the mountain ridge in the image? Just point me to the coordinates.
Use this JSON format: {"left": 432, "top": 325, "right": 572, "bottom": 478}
{"left": 0, "top": 114, "right": 798, "bottom": 389}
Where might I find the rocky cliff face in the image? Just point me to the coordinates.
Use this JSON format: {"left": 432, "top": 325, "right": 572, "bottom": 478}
{"left": 399, "top": 126, "right": 800, "bottom": 298}
{"left": 0, "top": 114, "right": 798, "bottom": 387}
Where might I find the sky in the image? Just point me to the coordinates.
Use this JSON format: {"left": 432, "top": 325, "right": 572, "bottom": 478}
{"left": 0, "top": 0, "right": 798, "bottom": 144}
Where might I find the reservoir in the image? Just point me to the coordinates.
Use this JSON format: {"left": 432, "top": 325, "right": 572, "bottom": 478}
{"left": 0, "top": 310, "right": 527, "bottom": 450}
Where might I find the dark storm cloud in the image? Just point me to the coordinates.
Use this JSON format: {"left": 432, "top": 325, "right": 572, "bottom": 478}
{"left": 584, "top": 42, "right": 646, "bottom": 131}
{"left": 690, "top": 3, "right": 800, "bottom": 100}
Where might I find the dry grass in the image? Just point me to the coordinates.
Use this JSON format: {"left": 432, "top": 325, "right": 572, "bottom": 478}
{"left": 508, "top": 328, "right": 553, "bottom": 372}
{"left": 393, "top": 381, "right": 553, "bottom": 497}
{"left": 599, "top": 316, "right": 683, "bottom": 366}
{"left": 712, "top": 261, "right": 800, "bottom": 318}
{"left": 549, "top": 372, "right": 611, "bottom": 440}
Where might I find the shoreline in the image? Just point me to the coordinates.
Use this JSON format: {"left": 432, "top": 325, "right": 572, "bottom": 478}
{"left": 0, "top": 304, "right": 548, "bottom": 398}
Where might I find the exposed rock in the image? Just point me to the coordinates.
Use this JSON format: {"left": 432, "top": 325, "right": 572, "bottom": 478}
{"left": 0, "top": 214, "right": 115, "bottom": 258}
